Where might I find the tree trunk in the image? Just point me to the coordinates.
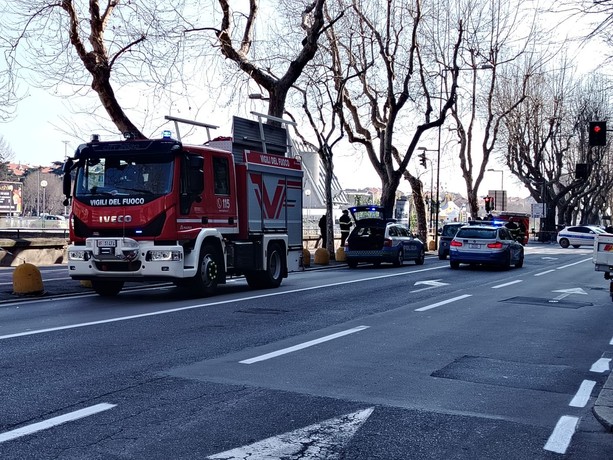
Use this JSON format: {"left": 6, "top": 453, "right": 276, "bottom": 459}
{"left": 379, "top": 178, "right": 401, "bottom": 219}
{"left": 406, "top": 173, "right": 428, "bottom": 243}
{"left": 467, "top": 186, "right": 479, "bottom": 219}
{"left": 267, "top": 88, "right": 288, "bottom": 121}
{"left": 92, "top": 73, "right": 145, "bottom": 139}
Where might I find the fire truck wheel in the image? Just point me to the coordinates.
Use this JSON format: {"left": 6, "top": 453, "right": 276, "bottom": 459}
{"left": 245, "top": 242, "right": 285, "bottom": 289}
{"left": 191, "top": 244, "right": 220, "bottom": 296}
{"left": 264, "top": 242, "right": 285, "bottom": 288}
{"left": 91, "top": 280, "right": 124, "bottom": 297}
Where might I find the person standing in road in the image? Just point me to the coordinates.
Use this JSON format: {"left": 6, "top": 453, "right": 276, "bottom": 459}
{"left": 339, "top": 209, "right": 353, "bottom": 247}
{"left": 318, "top": 214, "right": 327, "bottom": 248}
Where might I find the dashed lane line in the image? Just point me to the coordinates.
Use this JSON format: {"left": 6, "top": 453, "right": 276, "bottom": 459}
{"left": 544, "top": 416, "right": 579, "bottom": 454}
{"left": 568, "top": 380, "right": 596, "bottom": 408}
{"left": 239, "top": 326, "right": 370, "bottom": 364}
{"left": 491, "top": 280, "right": 522, "bottom": 289}
{"left": 0, "top": 403, "right": 116, "bottom": 443}
{"left": 414, "top": 294, "right": 472, "bottom": 312}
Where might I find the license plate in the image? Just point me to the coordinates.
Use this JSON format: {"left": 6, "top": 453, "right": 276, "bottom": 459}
{"left": 97, "top": 239, "right": 117, "bottom": 248}
{"left": 469, "top": 244, "right": 481, "bottom": 249}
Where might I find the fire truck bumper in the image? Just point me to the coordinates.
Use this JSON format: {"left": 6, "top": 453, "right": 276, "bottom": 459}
{"left": 66, "top": 238, "right": 189, "bottom": 279}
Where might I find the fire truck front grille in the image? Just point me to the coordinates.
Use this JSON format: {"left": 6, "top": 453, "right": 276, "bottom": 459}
{"left": 74, "top": 212, "right": 167, "bottom": 238}
{"left": 93, "top": 261, "right": 142, "bottom": 272}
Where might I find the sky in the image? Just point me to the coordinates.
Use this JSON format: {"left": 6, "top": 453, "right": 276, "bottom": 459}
{"left": 0, "top": 1, "right": 603, "bottom": 200}
{"left": 0, "top": 73, "right": 531, "bottom": 199}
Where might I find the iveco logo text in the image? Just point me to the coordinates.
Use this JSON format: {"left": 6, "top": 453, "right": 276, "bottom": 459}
{"left": 99, "top": 215, "right": 133, "bottom": 223}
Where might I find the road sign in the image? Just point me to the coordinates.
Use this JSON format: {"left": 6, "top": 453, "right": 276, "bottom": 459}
{"left": 531, "top": 203, "right": 546, "bottom": 218}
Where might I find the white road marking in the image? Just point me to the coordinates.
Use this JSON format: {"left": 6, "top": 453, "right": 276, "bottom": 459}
{"left": 491, "top": 280, "right": 522, "bottom": 289}
{"left": 0, "top": 403, "right": 116, "bottom": 443}
{"left": 0, "top": 266, "right": 445, "bottom": 340}
{"left": 239, "top": 326, "right": 370, "bottom": 364}
{"left": 410, "top": 279, "right": 449, "bottom": 293}
{"left": 556, "top": 258, "right": 592, "bottom": 270}
{"left": 569, "top": 380, "right": 596, "bottom": 407}
{"left": 544, "top": 416, "right": 578, "bottom": 454}
{"left": 535, "top": 269, "right": 555, "bottom": 277}
{"left": 207, "top": 407, "right": 374, "bottom": 459}
{"left": 610, "top": 336, "right": 613, "bottom": 346}
{"left": 414, "top": 294, "right": 472, "bottom": 312}
{"left": 550, "top": 288, "right": 588, "bottom": 301}
{"left": 590, "top": 358, "right": 612, "bottom": 373}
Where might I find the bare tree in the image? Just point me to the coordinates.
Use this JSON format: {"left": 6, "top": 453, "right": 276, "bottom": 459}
{"left": 21, "top": 169, "right": 63, "bottom": 217}
{"left": 322, "top": 0, "right": 463, "bottom": 235}
{"left": 186, "top": 0, "right": 331, "bottom": 120}
{"left": 0, "top": 136, "right": 16, "bottom": 182}
{"left": 2, "top": 1, "right": 196, "bottom": 138}
{"left": 444, "top": 0, "right": 541, "bottom": 219}
{"left": 502, "top": 60, "right": 613, "bottom": 236}
{"left": 288, "top": 40, "right": 365, "bottom": 256}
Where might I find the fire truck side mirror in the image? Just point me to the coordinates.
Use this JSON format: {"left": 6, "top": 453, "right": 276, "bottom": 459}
{"left": 62, "top": 158, "right": 74, "bottom": 201}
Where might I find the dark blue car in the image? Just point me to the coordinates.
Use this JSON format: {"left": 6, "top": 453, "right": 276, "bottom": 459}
{"left": 344, "top": 206, "right": 425, "bottom": 268}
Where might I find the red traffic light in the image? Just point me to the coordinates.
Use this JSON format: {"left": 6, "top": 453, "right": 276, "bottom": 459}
{"left": 589, "top": 121, "right": 607, "bottom": 146}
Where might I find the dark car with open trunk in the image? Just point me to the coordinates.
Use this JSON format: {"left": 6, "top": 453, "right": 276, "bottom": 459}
{"left": 344, "top": 205, "right": 425, "bottom": 268}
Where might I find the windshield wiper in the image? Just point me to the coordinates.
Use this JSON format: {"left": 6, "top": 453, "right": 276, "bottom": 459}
{"left": 113, "top": 186, "right": 154, "bottom": 195}
{"left": 89, "top": 187, "right": 114, "bottom": 196}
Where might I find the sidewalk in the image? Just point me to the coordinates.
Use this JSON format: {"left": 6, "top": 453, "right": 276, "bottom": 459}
{"left": 594, "top": 377, "right": 613, "bottom": 432}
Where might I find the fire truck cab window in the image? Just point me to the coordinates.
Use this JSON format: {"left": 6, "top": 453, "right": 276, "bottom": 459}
{"left": 75, "top": 156, "right": 173, "bottom": 197}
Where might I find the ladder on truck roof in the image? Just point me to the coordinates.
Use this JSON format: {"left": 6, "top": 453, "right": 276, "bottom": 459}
{"left": 164, "top": 112, "right": 298, "bottom": 164}
{"left": 164, "top": 115, "right": 219, "bottom": 142}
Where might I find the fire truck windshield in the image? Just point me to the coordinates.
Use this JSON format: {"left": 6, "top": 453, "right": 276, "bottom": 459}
{"left": 75, "top": 155, "right": 173, "bottom": 198}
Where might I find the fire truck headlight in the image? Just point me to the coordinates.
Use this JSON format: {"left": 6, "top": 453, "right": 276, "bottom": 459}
{"left": 146, "top": 250, "right": 182, "bottom": 261}
{"left": 68, "top": 250, "right": 90, "bottom": 261}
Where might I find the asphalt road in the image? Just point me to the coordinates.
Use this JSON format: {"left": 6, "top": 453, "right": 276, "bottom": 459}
{"left": 0, "top": 245, "right": 612, "bottom": 459}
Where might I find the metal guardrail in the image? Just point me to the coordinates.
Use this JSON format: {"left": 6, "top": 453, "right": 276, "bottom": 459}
{"left": 0, "top": 228, "right": 69, "bottom": 239}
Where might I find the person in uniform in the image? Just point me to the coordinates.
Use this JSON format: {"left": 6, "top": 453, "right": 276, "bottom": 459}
{"left": 318, "top": 214, "right": 327, "bottom": 248}
{"left": 339, "top": 209, "right": 353, "bottom": 247}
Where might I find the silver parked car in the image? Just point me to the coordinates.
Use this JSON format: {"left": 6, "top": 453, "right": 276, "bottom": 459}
{"left": 449, "top": 224, "right": 524, "bottom": 269}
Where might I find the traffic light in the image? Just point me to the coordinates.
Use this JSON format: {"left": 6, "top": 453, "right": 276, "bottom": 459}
{"left": 589, "top": 121, "right": 607, "bottom": 146}
{"left": 575, "top": 163, "right": 589, "bottom": 179}
{"left": 419, "top": 151, "right": 427, "bottom": 168}
{"left": 484, "top": 196, "right": 494, "bottom": 213}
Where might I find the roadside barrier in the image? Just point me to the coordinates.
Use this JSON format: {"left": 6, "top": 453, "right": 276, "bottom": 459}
{"left": 12, "top": 262, "right": 44, "bottom": 296}
{"left": 314, "top": 247, "right": 330, "bottom": 265}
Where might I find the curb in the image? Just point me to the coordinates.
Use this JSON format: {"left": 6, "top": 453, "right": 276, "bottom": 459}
{"left": 594, "top": 371, "right": 613, "bottom": 432}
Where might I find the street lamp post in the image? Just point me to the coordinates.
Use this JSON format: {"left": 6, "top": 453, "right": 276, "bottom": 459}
{"left": 487, "top": 168, "right": 504, "bottom": 191}
{"left": 40, "top": 180, "right": 48, "bottom": 226}
{"left": 304, "top": 189, "right": 312, "bottom": 235}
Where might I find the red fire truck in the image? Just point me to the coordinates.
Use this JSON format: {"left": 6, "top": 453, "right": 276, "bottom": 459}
{"left": 62, "top": 115, "right": 303, "bottom": 297}
{"left": 484, "top": 211, "right": 530, "bottom": 245}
